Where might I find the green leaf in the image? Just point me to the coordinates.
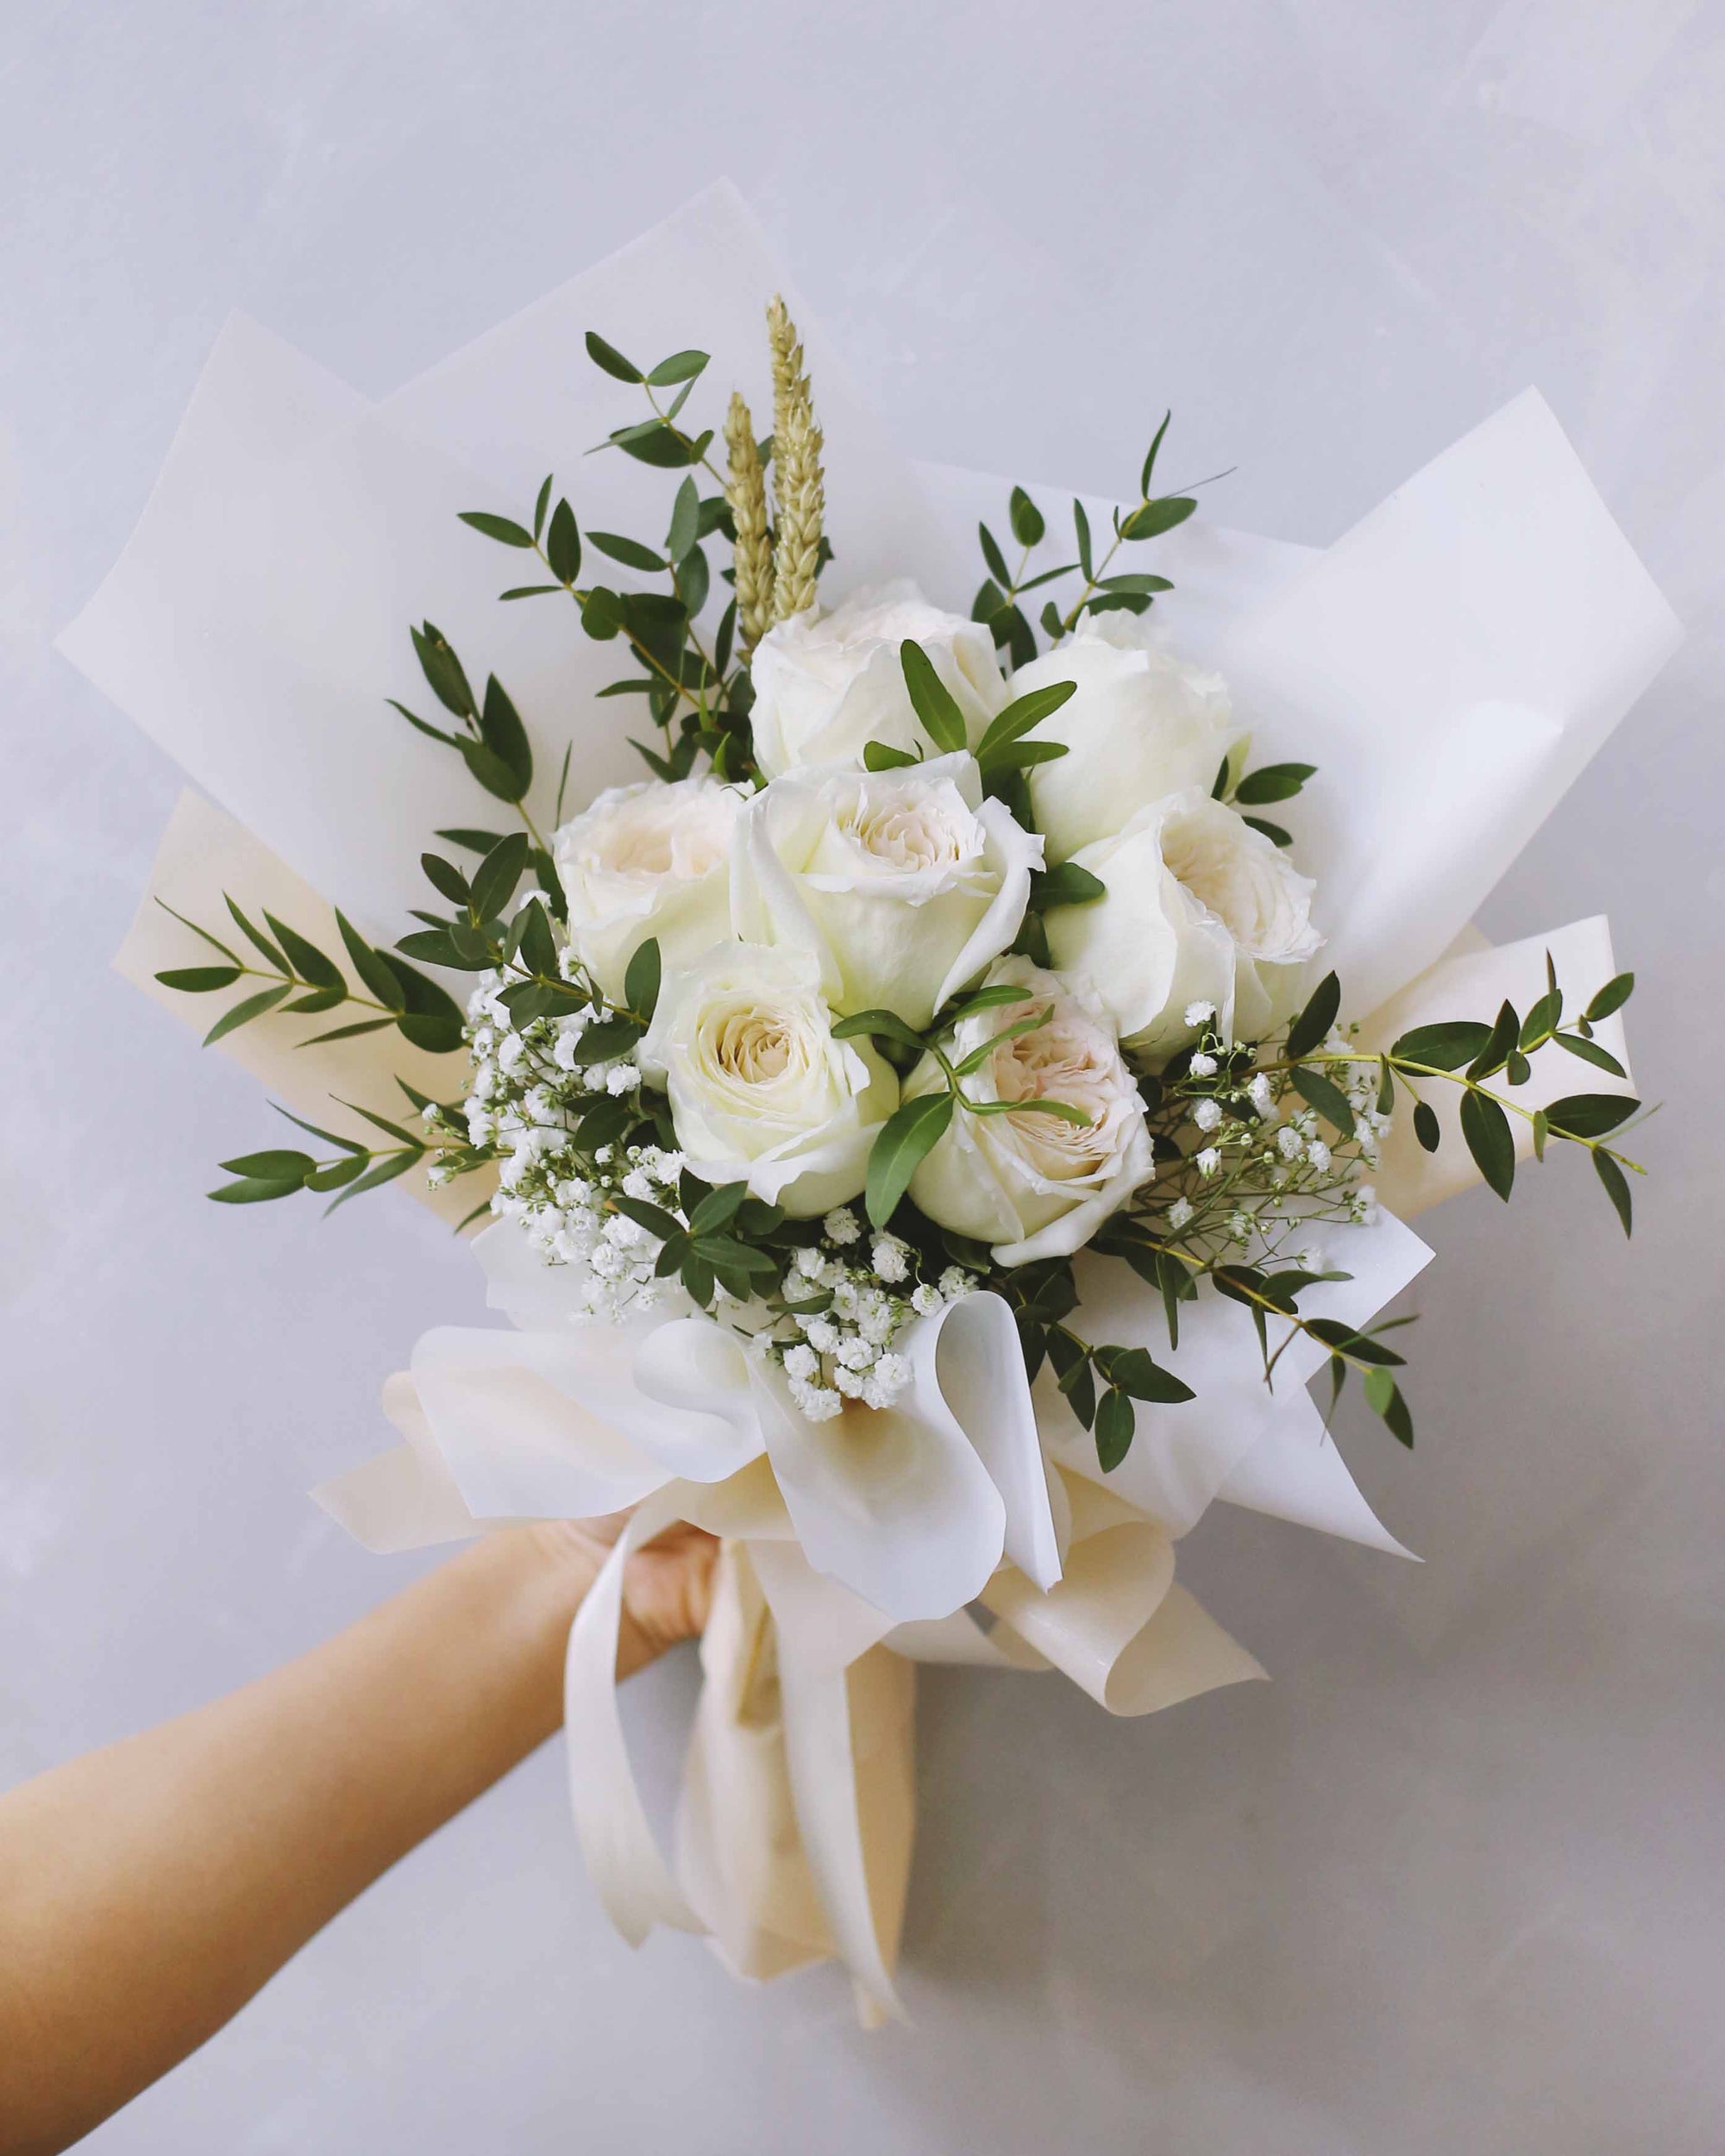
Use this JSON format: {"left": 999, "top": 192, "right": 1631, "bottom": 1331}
{"left": 1289, "top": 1065, "right": 1357, "bottom": 1138}
{"left": 411, "top": 622, "right": 476, "bottom": 719}
{"left": 1095, "top": 572, "right": 1174, "bottom": 596}
{"left": 156, "top": 965, "right": 242, "bottom": 993}
{"left": 647, "top": 348, "right": 709, "bottom": 386}
{"left": 499, "top": 584, "right": 561, "bottom": 601}
{"left": 613, "top": 423, "right": 701, "bottom": 468}
{"left": 623, "top": 936, "right": 662, "bottom": 1021}
{"left": 546, "top": 499, "right": 581, "bottom": 586}
{"left": 589, "top": 530, "right": 668, "bottom": 573}
{"left": 1593, "top": 1148, "right": 1634, "bottom": 1237}
{"left": 437, "top": 827, "right": 508, "bottom": 856}
{"left": 612, "top": 1194, "right": 684, "bottom": 1242}
{"left": 1519, "top": 988, "right": 1562, "bottom": 1050}
{"left": 533, "top": 474, "right": 552, "bottom": 541}
{"left": 968, "top": 1096, "right": 1092, "bottom": 1125}
{"left": 899, "top": 641, "right": 968, "bottom": 754}
{"left": 263, "top": 913, "right": 343, "bottom": 992}
{"left": 975, "top": 680, "right": 1076, "bottom": 763}
{"left": 1242, "top": 816, "right": 1294, "bottom": 848}
{"left": 1391, "top": 1020, "right": 1493, "bottom": 1071}
{"left": 561, "top": 1015, "right": 643, "bottom": 1065}
{"left": 154, "top": 900, "right": 242, "bottom": 965}
{"left": 1139, "top": 411, "right": 1172, "bottom": 499}
{"left": 461, "top": 737, "right": 527, "bottom": 804}
{"left": 470, "top": 831, "right": 530, "bottom": 923}
{"left": 305, "top": 1153, "right": 369, "bottom": 1192}
{"left": 1459, "top": 1087, "right": 1515, "bottom": 1200}
{"left": 1466, "top": 1000, "right": 1521, "bottom": 1081}
{"left": 420, "top": 853, "right": 469, "bottom": 906}
{"left": 1544, "top": 1093, "right": 1640, "bottom": 1139}
{"left": 323, "top": 1148, "right": 421, "bottom": 1213}
{"left": 1095, "top": 1387, "right": 1135, "bottom": 1471}
{"left": 831, "top": 1007, "right": 928, "bottom": 1056}
{"left": 273, "top": 1106, "right": 368, "bottom": 1155}
{"left": 299, "top": 1018, "right": 396, "bottom": 1046}
{"left": 1098, "top": 1345, "right": 1195, "bottom": 1405}
{"left": 224, "top": 898, "right": 288, "bottom": 971}
{"left": 335, "top": 913, "right": 408, "bottom": 1012}
{"left": 1072, "top": 498, "right": 1093, "bottom": 579}
{"left": 952, "top": 1007, "right": 1051, "bottom": 1075}
{"left": 458, "top": 510, "right": 535, "bottom": 548}
{"left": 1285, "top": 972, "right": 1341, "bottom": 1060}
{"left": 1554, "top": 1031, "right": 1628, "bottom": 1078}
{"left": 208, "top": 1175, "right": 303, "bottom": 1205}
{"left": 204, "top": 982, "right": 292, "bottom": 1044}
{"left": 666, "top": 476, "right": 701, "bottom": 566}
{"left": 978, "top": 522, "right": 1013, "bottom": 587}
{"left": 1033, "top": 861, "right": 1107, "bottom": 911}
{"left": 866, "top": 1090, "right": 955, "bottom": 1230}
{"left": 580, "top": 586, "right": 623, "bottom": 641}
{"left": 1305, "top": 1319, "right": 1406, "bottom": 1367}
{"left": 944, "top": 985, "right": 1032, "bottom": 1020}
{"left": 585, "top": 330, "right": 643, "bottom": 382}
{"left": 479, "top": 676, "right": 532, "bottom": 793}
{"left": 1362, "top": 1367, "right": 1414, "bottom": 1447}
{"left": 862, "top": 739, "right": 921, "bottom": 771}
{"left": 1009, "top": 486, "right": 1045, "bottom": 548}
{"left": 687, "top": 1181, "right": 746, "bottom": 1237}
{"left": 1233, "top": 761, "right": 1317, "bottom": 805}
{"left": 1585, "top": 972, "right": 1634, "bottom": 1022}
{"left": 218, "top": 1149, "right": 313, "bottom": 1182}
{"left": 1120, "top": 495, "right": 1197, "bottom": 541}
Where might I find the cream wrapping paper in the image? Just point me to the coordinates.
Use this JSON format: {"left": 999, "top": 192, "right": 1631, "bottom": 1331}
{"left": 60, "top": 185, "right": 1680, "bottom": 2016}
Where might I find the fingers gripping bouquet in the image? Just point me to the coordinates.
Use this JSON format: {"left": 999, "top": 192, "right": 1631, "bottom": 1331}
{"left": 63, "top": 193, "right": 1677, "bottom": 2021}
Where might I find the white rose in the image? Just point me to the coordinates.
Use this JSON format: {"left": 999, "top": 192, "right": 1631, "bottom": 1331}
{"left": 906, "top": 957, "right": 1154, "bottom": 1265}
{"left": 1045, "top": 789, "right": 1322, "bottom": 1056}
{"left": 748, "top": 579, "right": 1007, "bottom": 779}
{"left": 730, "top": 752, "right": 1043, "bottom": 1031}
{"left": 1009, "top": 616, "right": 1243, "bottom": 861}
{"left": 638, "top": 943, "right": 898, "bottom": 1217}
{"left": 552, "top": 776, "right": 741, "bottom": 1003}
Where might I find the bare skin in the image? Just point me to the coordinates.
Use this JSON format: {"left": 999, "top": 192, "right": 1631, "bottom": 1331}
{"left": 0, "top": 1517, "right": 716, "bottom": 2155}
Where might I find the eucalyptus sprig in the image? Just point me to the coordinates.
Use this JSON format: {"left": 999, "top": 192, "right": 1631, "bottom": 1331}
{"left": 969, "top": 414, "right": 1227, "bottom": 669}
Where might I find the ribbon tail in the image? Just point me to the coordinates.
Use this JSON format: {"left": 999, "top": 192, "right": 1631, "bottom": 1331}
{"left": 563, "top": 1486, "right": 706, "bottom": 1946}
{"left": 778, "top": 1647, "right": 912, "bottom": 2026}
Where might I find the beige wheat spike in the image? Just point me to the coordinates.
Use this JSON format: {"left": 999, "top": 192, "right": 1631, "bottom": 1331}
{"left": 765, "top": 294, "right": 825, "bottom": 622}
{"left": 724, "top": 392, "right": 775, "bottom": 651}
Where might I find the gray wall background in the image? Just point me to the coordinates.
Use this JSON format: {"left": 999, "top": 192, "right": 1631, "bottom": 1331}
{"left": 3, "top": 3, "right": 1722, "bottom": 2149}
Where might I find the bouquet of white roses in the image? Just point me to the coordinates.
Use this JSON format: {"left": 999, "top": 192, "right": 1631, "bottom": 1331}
{"left": 60, "top": 187, "right": 1678, "bottom": 2021}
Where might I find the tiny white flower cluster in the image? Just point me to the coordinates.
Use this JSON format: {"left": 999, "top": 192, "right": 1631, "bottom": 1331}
{"left": 462, "top": 972, "right": 682, "bottom": 1321}
{"left": 1150, "top": 1025, "right": 1389, "bottom": 1262}
{"left": 772, "top": 1213, "right": 976, "bottom": 1421}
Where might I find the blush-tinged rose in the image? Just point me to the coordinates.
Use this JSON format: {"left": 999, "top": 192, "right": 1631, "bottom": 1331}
{"left": 906, "top": 957, "right": 1154, "bottom": 1264}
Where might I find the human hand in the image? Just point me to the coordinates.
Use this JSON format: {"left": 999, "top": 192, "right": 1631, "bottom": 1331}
{"left": 519, "top": 1515, "right": 718, "bottom": 1678}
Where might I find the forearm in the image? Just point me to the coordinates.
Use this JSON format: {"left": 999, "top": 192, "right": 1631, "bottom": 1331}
{"left": 0, "top": 1527, "right": 601, "bottom": 2153}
